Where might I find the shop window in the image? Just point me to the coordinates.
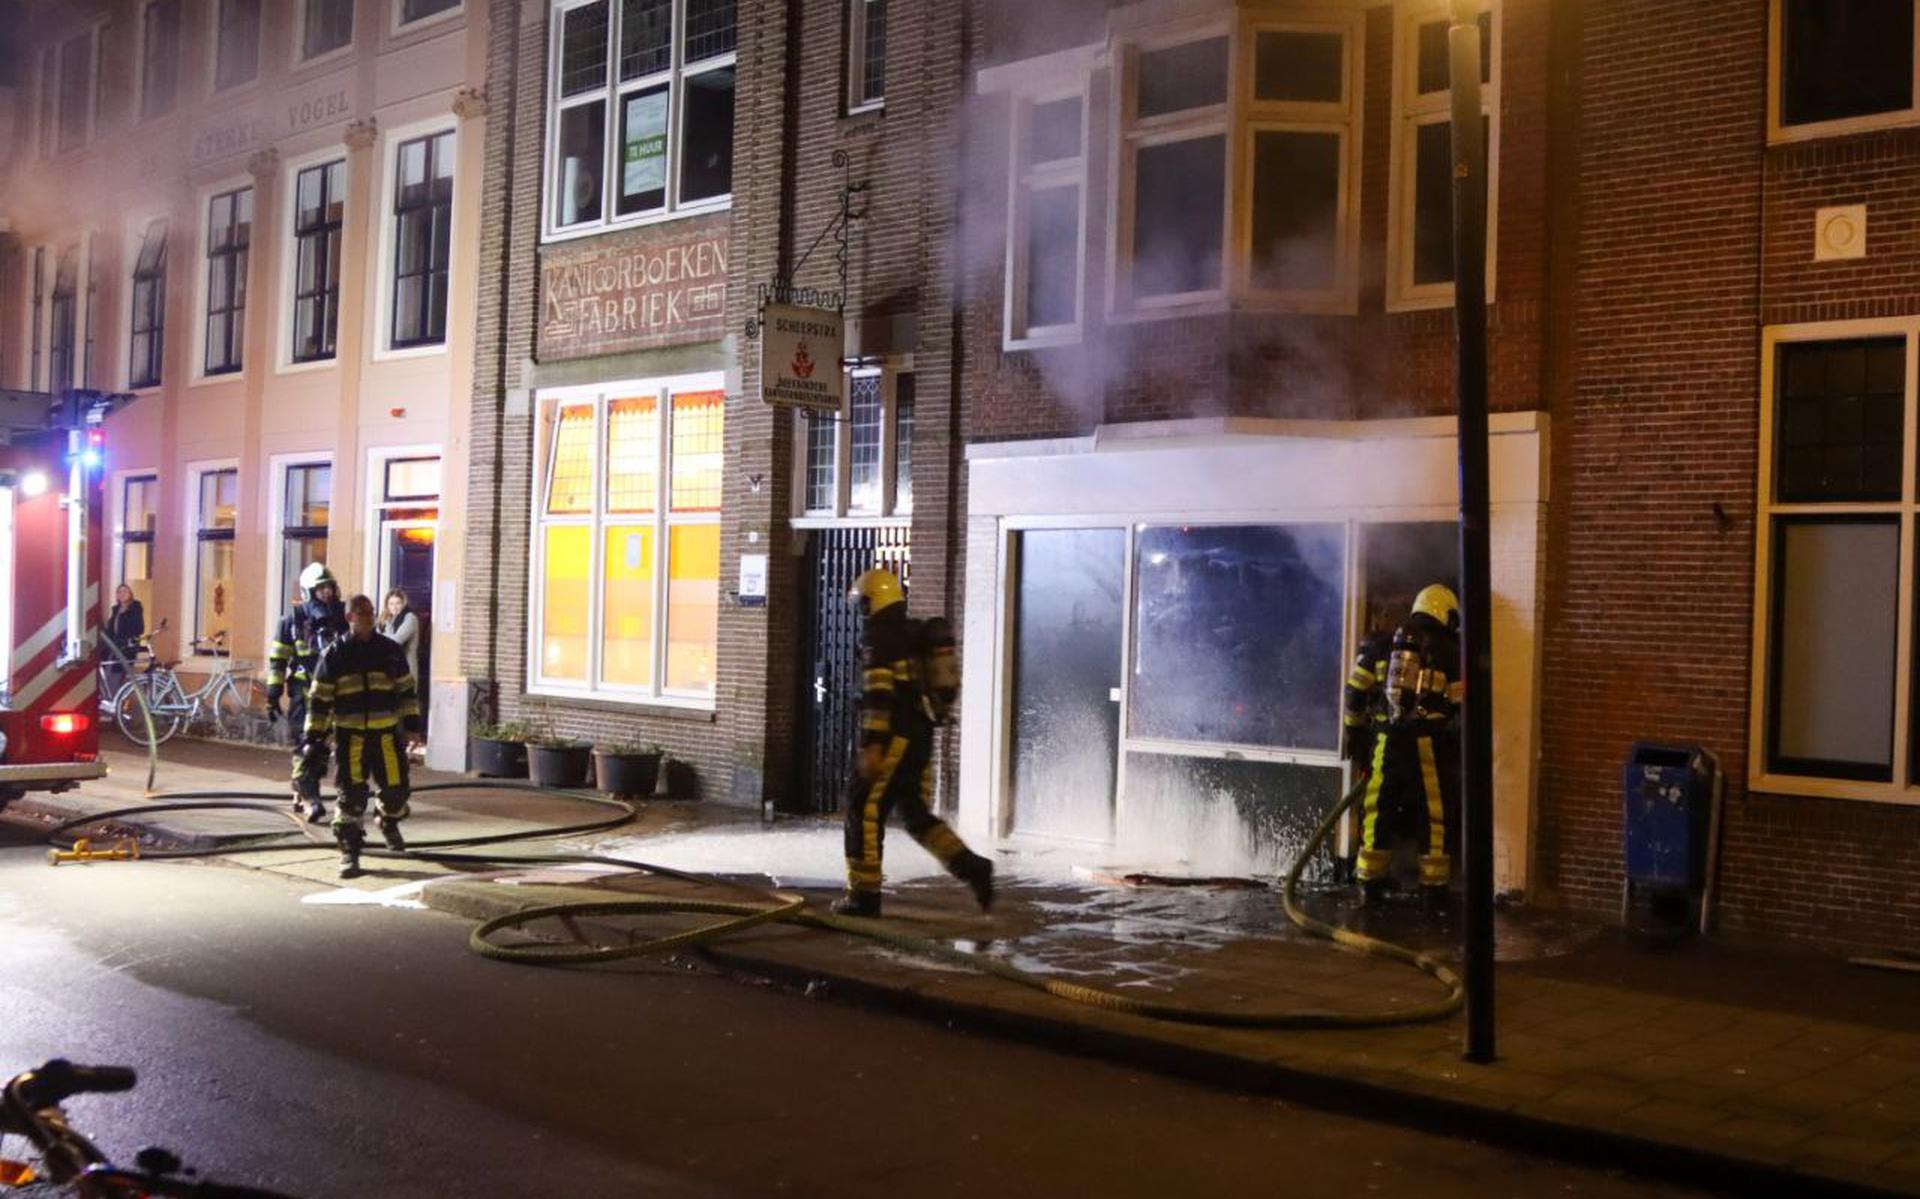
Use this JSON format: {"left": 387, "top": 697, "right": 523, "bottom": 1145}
{"left": 141, "top": 1, "right": 183, "bottom": 121}
{"left": 1758, "top": 333, "right": 1915, "bottom": 792}
{"left": 129, "top": 220, "right": 168, "bottom": 389}
{"left": 204, "top": 186, "right": 252, "bottom": 376}
{"left": 194, "top": 469, "right": 238, "bottom": 652}
{"left": 797, "top": 369, "right": 913, "bottom": 519}
{"left": 120, "top": 475, "right": 158, "bottom": 615}
{"left": 532, "top": 378, "right": 725, "bottom": 702}
{"left": 1774, "top": 0, "right": 1917, "bottom": 137}
{"left": 292, "top": 160, "right": 347, "bottom": 363}
{"left": 847, "top": 0, "right": 887, "bottom": 112}
{"left": 391, "top": 131, "right": 455, "bottom": 349}
{"left": 1389, "top": 2, "right": 1495, "bottom": 308}
{"left": 215, "top": 0, "right": 262, "bottom": 92}
{"left": 546, "top": 0, "right": 736, "bottom": 237}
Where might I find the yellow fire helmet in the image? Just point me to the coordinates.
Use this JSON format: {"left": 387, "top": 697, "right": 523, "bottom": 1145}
{"left": 1412, "top": 583, "right": 1460, "bottom": 630}
{"left": 849, "top": 568, "right": 905, "bottom": 616}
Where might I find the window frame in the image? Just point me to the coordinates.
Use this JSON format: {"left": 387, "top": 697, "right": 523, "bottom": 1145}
{"left": 267, "top": 455, "right": 334, "bottom": 632}
{"left": 1385, "top": 0, "right": 1500, "bottom": 312}
{"left": 139, "top": 0, "right": 184, "bottom": 122}
{"left": 198, "top": 182, "right": 254, "bottom": 380}
{"left": 127, "top": 216, "right": 169, "bottom": 391}
{"left": 283, "top": 152, "right": 349, "bottom": 368}
{"left": 528, "top": 372, "right": 727, "bottom": 707}
{"left": 1751, "top": 318, "right": 1920, "bottom": 805}
{"left": 541, "top": 0, "right": 738, "bottom": 242}
{"left": 26, "top": 247, "right": 47, "bottom": 392}
{"left": 49, "top": 245, "right": 79, "bottom": 396}
{"left": 1767, "top": 0, "right": 1920, "bottom": 144}
{"left": 846, "top": 0, "right": 887, "bottom": 115}
{"left": 186, "top": 462, "right": 240, "bottom": 656}
{"left": 1004, "top": 87, "right": 1090, "bottom": 349}
{"left": 296, "top": 0, "right": 357, "bottom": 67}
{"left": 212, "top": 0, "right": 264, "bottom": 96}
{"left": 374, "top": 119, "right": 459, "bottom": 358}
{"left": 113, "top": 471, "right": 161, "bottom": 614}
{"left": 791, "top": 366, "right": 915, "bottom": 523}
{"left": 43, "top": 25, "right": 104, "bottom": 159}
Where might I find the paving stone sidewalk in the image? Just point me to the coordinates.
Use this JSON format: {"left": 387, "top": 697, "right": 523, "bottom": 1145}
{"left": 12, "top": 741, "right": 1920, "bottom": 1197}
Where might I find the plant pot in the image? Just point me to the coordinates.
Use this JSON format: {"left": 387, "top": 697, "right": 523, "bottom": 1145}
{"left": 529, "top": 742, "right": 592, "bottom": 789}
{"left": 470, "top": 736, "right": 527, "bottom": 779}
{"left": 593, "top": 750, "right": 661, "bottom": 798}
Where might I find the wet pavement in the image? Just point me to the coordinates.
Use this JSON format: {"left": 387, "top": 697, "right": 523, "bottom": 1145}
{"left": 13, "top": 739, "right": 1920, "bottom": 1196}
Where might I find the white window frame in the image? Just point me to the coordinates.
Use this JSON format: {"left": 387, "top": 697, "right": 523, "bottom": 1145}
{"left": 210, "top": 0, "right": 264, "bottom": 97}
{"left": 846, "top": 0, "right": 887, "bottom": 115}
{"left": 362, "top": 444, "right": 444, "bottom": 611}
{"left": 528, "top": 372, "right": 726, "bottom": 708}
{"left": 124, "top": 211, "right": 170, "bottom": 393}
{"left": 191, "top": 176, "right": 254, "bottom": 385}
{"left": 42, "top": 24, "right": 104, "bottom": 159}
{"left": 1751, "top": 318, "right": 1920, "bottom": 806}
{"left": 542, "top": 0, "right": 738, "bottom": 242}
{"left": 371, "top": 116, "right": 459, "bottom": 360}
{"left": 277, "top": 146, "right": 350, "bottom": 373}
{"left": 111, "top": 469, "right": 162, "bottom": 608}
{"left": 294, "top": 0, "right": 357, "bottom": 69}
{"left": 137, "top": 0, "right": 184, "bottom": 123}
{"left": 1385, "top": 0, "right": 1500, "bottom": 312}
{"left": 184, "top": 459, "right": 241, "bottom": 657}
{"left": 1768, "top": 0, "right": 1920, "bottom": 144}
{"left": 790, "top": 365, "right": 914, "bottom": 523}
{"left": 392, "top": 0, "right": 466, "bottom": 37}
{"left": 264, "top": 452, "right": 333, "bottom": 638}
{"left": 1004, "top": 87, "right": 1089, "bottom": 349}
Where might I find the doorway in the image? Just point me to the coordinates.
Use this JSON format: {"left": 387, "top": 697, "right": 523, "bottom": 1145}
{"left": 793, "top": 525, "right": 910, "bottom": 815}
{"left": 371, "top": 455, "right": 440, "bottom": 727}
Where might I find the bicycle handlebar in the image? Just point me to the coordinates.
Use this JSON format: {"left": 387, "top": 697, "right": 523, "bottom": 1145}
{"left": 11, "top": 1060, "right": 137, "bottom": 1108}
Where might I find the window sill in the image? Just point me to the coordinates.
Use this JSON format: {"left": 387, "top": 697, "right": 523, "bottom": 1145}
{"left": 391, "top": 6, "right": 465, "bottom": 41}
{"left": 292, "top": 44, "right": 356, "bottom": 75}
{"left": 1768, "top": 108, "right": 1920, "bottom": 146}
{"left": 539, "top": 199, "right": 734, "bottom": 246}
{"left": 278, "top": 355, "right": 340, "bottom": 376}
{"left": 372, "top": 342, "right": 448, "bottom": 363}
{"left": 523, "top": 686, "right": 718, "bottom": 722}
{"left": 842, "top": 102, "right": 886, "bottom": 125}
{"left": 188, "top": 371, "right": 245, "bottom": 389}
{"left": 1005, "top": 326, "right": 1083, "bottom": 352}
{"left": 1747, "top": 769, "right": 1920, "bottom": 807}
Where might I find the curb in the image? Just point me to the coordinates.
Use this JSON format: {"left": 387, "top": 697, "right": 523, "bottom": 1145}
{"left": 5, "top": 794, "right": 288, "bottom": 851}
{"left": 422, "top": 879, "right": 1908, "bottom": 1199}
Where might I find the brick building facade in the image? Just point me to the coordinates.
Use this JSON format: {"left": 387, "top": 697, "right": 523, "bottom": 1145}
{"left": 463, "top": 0, "right": 967, "bottom": 812}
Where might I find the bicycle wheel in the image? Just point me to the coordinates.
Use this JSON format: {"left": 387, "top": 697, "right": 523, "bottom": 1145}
{"left": 213, "top": 673, "right": 255, "bottom": 738}
{"left": 114, "top": 676, "right": 183, "bottom": 746}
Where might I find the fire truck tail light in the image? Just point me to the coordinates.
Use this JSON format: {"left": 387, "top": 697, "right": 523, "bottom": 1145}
{"left": 41, "top": 713, "right": 88, "bottom": 736}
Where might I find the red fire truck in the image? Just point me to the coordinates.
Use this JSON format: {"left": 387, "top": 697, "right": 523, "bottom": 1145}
{"left": 0, "top": 389, "right": 117, "bottom": 807}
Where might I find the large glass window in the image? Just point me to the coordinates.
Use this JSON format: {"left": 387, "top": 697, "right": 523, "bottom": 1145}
{"left": 215, "top": 0, "right": 262, "bottom": 92}
{"left": 204, "top": 187, "right": 252, "bottom": 375}
{"left": 546, "top": 0, "right": 736, "bottom": 235}
{"left": 1006, "top": 92, "right": 1085, "bottom": 345}
{"left": 847, "top": 0, "right": 887, "bottom": 112}
{"left": 797, "top": 369, "right": 913, "bottom": 518}
{"left": 130, "top": 220, "right": 168, "bottom": 389}
{"left": 195, "top": 469, "right": 239, "bottom": 651}
{"left": 303, "top": 0, "right": 355, "bottom": 60}
{"left": 293, "top": 160, "right": 346, "bottom": 363}
{"left": 533, "top": 379, "right": 726, "bottom": 700}
{"left": 141, "top": 0, "right": 182, "bottom": 120}
{"left": 120, "top": 475, "right": 158, "bottom": 615}
{"left": 1777, "top": 0, "right": 1915, "bottom": 133}
{"left": 391, "top": 132, "right": 454, "bottom": 348}
{"left": 49, "top": 248, "right": 77, "bottom": 395}
{"left": 1391, "top": 3, "right": 1495, "bottom": 304}
{"left": 280, "top": 464, "right": 332, "bottom": 609}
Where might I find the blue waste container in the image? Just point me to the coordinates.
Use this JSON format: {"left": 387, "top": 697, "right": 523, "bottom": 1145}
{"left": 1622, "top": 743, "right": 1713, "bottom": 894}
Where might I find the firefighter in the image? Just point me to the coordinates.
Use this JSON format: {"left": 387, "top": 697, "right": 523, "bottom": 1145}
{"left": 833, "top": 568, "right": 994, "bottom": 918}
{"left": 303, "top": 593, "right": 419, "bottom": 879}
{"left": 1344, "top": 584, "right": 1462, "bottom": 910}
{"left": 269, "top": 561, "right": 348, "bottom": 822}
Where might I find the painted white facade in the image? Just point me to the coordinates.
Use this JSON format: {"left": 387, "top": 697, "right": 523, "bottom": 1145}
{"left": 957, "top": 412, "right": 1549, "bottom": 895}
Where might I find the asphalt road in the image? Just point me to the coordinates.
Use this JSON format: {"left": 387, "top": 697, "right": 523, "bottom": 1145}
{"left": 0, "top": 820, "right": 1702, "bottom": 1199}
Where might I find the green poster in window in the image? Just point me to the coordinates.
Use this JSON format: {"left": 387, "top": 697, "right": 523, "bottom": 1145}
{"left": 623, "top": 92, "right": 668, "bottom": 197}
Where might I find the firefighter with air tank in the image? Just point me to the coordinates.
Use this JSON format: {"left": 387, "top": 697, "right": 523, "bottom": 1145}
{"left": 1343, "top": 584, "right": 1463, "bottom": 911}
{"left": 302, "top": 593, "right": 419, "bottom": 879}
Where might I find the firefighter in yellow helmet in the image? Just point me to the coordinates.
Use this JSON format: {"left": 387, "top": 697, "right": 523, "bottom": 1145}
{"left": 1342, "top": 583, "right": 1462, "bottom": 910}
{"left": 833, "top": 568, "right": 994, "bottom": 918}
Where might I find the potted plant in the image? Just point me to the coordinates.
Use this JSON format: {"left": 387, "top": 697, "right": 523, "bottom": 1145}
{"left": 469, "top": 721, "right": 532, "bottom": 778}
{"left": 593, "top": 740, "right": 663, "bottom": 798}
{"left": 527, "top": 726, "right": 593, "bottom": 789}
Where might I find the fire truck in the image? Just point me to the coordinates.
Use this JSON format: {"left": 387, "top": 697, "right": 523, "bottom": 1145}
{"left": 0, "top": 388, "right": 120, "bottom": 807}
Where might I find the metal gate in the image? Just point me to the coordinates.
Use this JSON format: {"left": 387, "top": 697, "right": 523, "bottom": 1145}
{"left": 795, "top": 525, "right": 910, "bottom": 814}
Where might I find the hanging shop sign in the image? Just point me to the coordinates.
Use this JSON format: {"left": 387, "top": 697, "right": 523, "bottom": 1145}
{"left": 538, "top": 222, "right": 730, "bottom": 360}
{"left": 759, "top": 303, "right": 846, "bottom": 414}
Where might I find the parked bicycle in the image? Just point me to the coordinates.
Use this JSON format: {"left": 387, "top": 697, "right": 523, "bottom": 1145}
{"left": 97, "top": 621, "right": 167, "bottom": 721}
{"left": 109, "top": 632, "right": 260, "bottom": 747}
{"left": 0, "top": 1058, "right": 293, "bottom": 1197}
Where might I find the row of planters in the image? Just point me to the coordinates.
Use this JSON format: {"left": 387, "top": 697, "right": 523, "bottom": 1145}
{"left": 469, "top": 723, "right": 667, "bottom": 797}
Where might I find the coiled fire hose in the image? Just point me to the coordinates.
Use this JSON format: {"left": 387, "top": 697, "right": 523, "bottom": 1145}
{"left": 48, "top": 702, "right": 1463, "bottom": 1030}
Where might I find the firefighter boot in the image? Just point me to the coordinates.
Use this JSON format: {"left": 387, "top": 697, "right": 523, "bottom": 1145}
{"left": 830, "top": 891, "right": 882, "bottom": 918}
{"left": 293, "top": 792, "right": 327, "bottom": 825}
{"left": 335, "top": 825, "right": 366, "bottom": 879}
{"left": 953, "top": 851, "right": 995, "bottom": 912}
{"left": 376, "top": 815, "right": 406, "bottom": 852}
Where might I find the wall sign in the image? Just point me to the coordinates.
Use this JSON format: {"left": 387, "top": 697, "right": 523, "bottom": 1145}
{"left": 538, "top": 223, "right": 730, "bottom": 360}
{"left": 759, "top": 303, "right": 845, "bottom": 414}
{"left": 190, "top": 68, "right": 357, "bottom": 168}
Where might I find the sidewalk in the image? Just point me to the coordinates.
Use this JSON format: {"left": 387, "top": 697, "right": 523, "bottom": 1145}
{"left": 11, "top": 740, "right": 1920, "bottom": 1197}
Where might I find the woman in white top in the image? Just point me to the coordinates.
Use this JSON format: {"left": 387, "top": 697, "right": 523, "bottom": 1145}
{"left": 379, "top": 588, "right": 421, "bottom": 683}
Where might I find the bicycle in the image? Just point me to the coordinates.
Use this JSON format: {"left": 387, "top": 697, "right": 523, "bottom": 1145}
{"left": 109, "top": 633, "right": 259, "bottom": 747}
{"left": 0, "top": 1058, "right": 294, "bottom": 1197}
{"left": 97, "top": 623, "right": 167, "bottom": 722}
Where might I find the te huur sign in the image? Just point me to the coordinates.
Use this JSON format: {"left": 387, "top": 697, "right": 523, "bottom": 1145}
{"left": 760, "top": 303, "right": 845, "bottom": 414}
{"left": 539, "top": 225, "right": 729, "bottom": 361}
